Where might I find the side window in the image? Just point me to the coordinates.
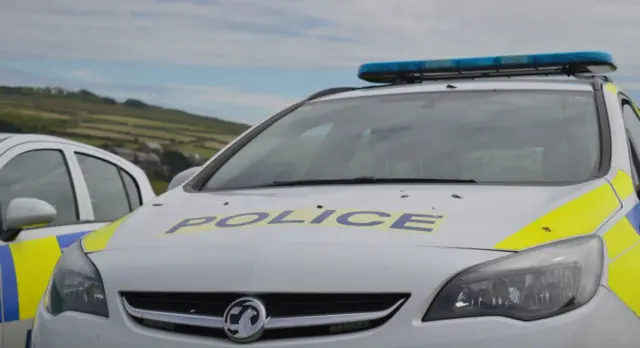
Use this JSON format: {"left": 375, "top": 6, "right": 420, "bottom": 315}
{"left": 75, "top": 153, "right": 132, "bottom": 221}
{"left": 0, "top": 150, "right": 77, "bottom": 225}
{"left": 627, "top": 136, "right": 640, "bottom": 184}
{"left": 622, "top": 102, "right": 640, "bottom": 145}
{"left": 621, "top": 102, "right": 640, "bottom": 182}
{"left": 120, "top": 168, "right": 142, "bottom": 210}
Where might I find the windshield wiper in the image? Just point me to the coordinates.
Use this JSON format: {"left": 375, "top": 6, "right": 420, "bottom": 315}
{"left": 267, "top": 176, "right": 477, "bottom": 187}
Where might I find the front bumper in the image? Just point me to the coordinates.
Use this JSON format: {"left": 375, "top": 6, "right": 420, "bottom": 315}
{"left": 32, "top": 286, "right": 640, "bottom": 348}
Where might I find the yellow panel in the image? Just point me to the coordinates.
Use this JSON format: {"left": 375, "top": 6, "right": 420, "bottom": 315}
{"left": 164, "top": 208, "right": 445, "bottom": 235}
{"left": 605, "top": 82, "right": 618, "bottom": 94}
{"left": 9, "top": 236, "right": 62, "bottom": 320}
{"left": 495, "top": 183, "right": 620, "bottom": 250}
{"left": 610, "top": 170, "right": 634, "bottom": 201}
{"left": 603, "top": 218, "right": 640, "bottom": 259}
{"left": 82, "top": 216, "right": 128, "bottom": 253}
{"left": 608, "top": 244, "right": 640, "bottom": 315}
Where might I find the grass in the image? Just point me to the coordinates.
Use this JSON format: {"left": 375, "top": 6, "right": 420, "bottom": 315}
{"left": 16, "top": 109, "right": 71, "bottom": 119}
{"left": 92, "top": 114, "right": 206, "bottom": 131}
{"left": 151, "top": 180, "right": 169, "bottom": 194}
{"left": 175, "top": 143, "right": 218, "bottom": 159}
{"left": 0, "top": 85, "right": 252, "bottom": 193}
{"left": 207, "top": 133, "right": 238, "bottom": 142}
{"left": 80, "top": 122, "right": 196, "bottom": 142}
{"left": 65, "top": 135, "right": 108, "bottom": 147}
{"left": 176, "top": 130, "right": 239, "bottom": 142}
{"left": 66, "top": 127, "right": 136, "bottom": 140}
{"left": 203, "top": 141, "right": 227, "bottom": 150}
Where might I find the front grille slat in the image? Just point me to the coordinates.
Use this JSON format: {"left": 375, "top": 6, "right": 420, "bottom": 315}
{"left": 121, "top": 291, "right": 409, "bottom": 341}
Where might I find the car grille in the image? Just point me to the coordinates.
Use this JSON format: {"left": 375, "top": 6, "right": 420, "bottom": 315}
{"left": 121, "top": 291, "right": 410, "bottom": 341}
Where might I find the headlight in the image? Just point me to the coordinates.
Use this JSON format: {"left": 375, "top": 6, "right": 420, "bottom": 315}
{"left": 424, "top": 235, "right": 603, "bottom": 322}
{"left": 44, "top": 241, "right": 108, "bottom": 317}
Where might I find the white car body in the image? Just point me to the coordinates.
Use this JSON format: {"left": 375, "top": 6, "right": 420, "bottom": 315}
{"left": 0, "top": 133, "right": 156, "bottom": 347}
{"left": 31, "top": 73, "right": 640, "bottom": 347}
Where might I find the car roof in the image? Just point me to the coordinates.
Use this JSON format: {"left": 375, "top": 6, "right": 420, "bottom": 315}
{"left": 0, "top": 133, "right": 107, "bottom": 151}
{"left": 312, "top": 77, "right": 597, "bottom": 103}
{"left": 0, "top": 132, "right": 74, "bottom": 142}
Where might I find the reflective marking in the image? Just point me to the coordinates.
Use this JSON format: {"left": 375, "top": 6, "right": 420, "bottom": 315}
{"left": 0, "top": 245, "right": 19, "bottom": 322}
{"left": 336, "top": 211, "right": 391, "bottom": 227}
{"left": 610, "top": 170, "right": 634, "bottom": 200}
{"left": 83, "top": 216, "right": 128, "bottom": 253}
{"left": 390, "top": 213, "right": 438, "bottom": 233}
{"left": 625, "top": 203, "right": 640, "bottom": 234}
{"left": 268, "top": 210, "right": 306, "bottom": 225}
{"left": 165, "top": 209, "right": 445, "bottom": 235}
{"left": 22, "top": 223, "right": 48, "bottom": 229}
{"left": 56, "top": 230, "right": 92, "bottom": 251}
{"left": 495, "top": 183, "right": 620, "bottom": 250}
{"left": 608, "top": 244, "right": 640, "bottom": 316}
{"left": 605, "top": 82, "right": 618, "bottom": 94}
{"left": 0, "top": 229, "right": 98, "bottom": 323}
{"left": 603, "top": 218, "right": 640, "bottom": 259}
{"left": 215, "top": 212, "right": 270, "bottom": 227}
{"left": 10, "top": 237, "right": 62, "bottom": 320}
{"left": 165, "top": 216, "right": 217, "bottom": 234}
{"left": 310, "top": 209, "right": 336, "bottom": 224}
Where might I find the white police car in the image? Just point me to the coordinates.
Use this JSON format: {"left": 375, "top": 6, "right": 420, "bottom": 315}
{"left": 0, "top": 133, "right": 155, "bottom": 348}
{"left": 32, "top": 51, "right": 640, "bottom": 348}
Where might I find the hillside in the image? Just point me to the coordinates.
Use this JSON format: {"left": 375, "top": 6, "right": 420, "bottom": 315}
{"left": 0, "top": 85, "right": 251, "bottom": 193}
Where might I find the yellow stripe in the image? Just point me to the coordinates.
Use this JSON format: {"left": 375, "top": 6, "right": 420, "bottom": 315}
{"left": 9, "top": 236, "right": 62, "bottom": 320}
{"left": 494, "top": 183, "right": 620, "bottom": 250}
{"left": 603, "top": 218, "right": 640, "bottom": 259}
{"left": 82, "top": 216, "right": 128, "bottom": 253}
{"left": 608, "top": 244, "right": 640, "bottom": 316}
{"left": 22, "top": 222, "right": 49, "bottom": 229}
{"left": 605, "top": 82, "right": 618, "bottom": 94}
{"left": 610, "top": 170, "right": 634, "bottom": 200}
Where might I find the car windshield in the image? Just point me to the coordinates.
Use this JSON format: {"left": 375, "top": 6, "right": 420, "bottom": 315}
{"left": 202, "top": 89, "right": 601, "bottom": 190}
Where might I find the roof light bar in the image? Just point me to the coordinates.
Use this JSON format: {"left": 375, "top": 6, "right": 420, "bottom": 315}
{"left": 357, "top": 51, "right": 617, "bottom": 84}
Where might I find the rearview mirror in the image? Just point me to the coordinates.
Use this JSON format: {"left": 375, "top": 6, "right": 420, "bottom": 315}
{"left": 168, "top": 166, "right": 202, "bottom": 191}
{"left": 1, "top": 198, "right": 57, "bottom": 242}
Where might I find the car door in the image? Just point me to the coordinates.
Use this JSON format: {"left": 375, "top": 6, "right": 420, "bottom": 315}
{"left": 0, "top": 141, "right": 151, "bottom": 348}
{"left": 70, "top": 147, "right": 147, "bottom": 223}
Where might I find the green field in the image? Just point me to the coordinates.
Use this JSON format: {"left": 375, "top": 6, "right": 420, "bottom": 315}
{"left": 0, "top": 86, "right": 250, "bottom": 193}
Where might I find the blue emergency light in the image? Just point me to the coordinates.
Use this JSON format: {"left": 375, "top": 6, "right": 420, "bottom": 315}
{"left": 357, "top": 51, "right": 617, "bottom": 84}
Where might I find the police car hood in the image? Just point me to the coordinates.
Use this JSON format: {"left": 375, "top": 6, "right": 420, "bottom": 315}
{"left": 100, "top": 179, "right": 619, "bottom": 252}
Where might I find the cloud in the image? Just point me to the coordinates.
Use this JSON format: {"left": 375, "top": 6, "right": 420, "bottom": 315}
{"left": 3, "top": 0, "right": 640, "bottom": 123}
{"left": 161, "top": 84, "right": 295, "bottom": 111}
{"left": 69, "top": 69, "right": 105, "bottom": 83}
{"left": 0, "top": 67, "right": 61, "bottom": 86}
{"left": 0, "top": 66, "right": 291, "bottom": 123}
{"left": 92, "top": 83, "right": 296, "bottom": 123}
{"left": 1, "top": 0, "right": 640, "bottom": 72}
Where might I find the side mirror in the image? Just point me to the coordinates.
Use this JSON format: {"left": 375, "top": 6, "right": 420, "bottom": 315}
{"left": 1, "top": 198, "right": 57, "bottom": 242}
{"left": 167, "top": 166, "right": 202, "bottom": 191}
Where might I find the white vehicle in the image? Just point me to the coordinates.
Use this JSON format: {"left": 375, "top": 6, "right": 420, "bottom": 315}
{"left": 33, "top": 51, "right": 640, "bottom": 348}
{"left": 0, "top": 133, "right": 155, "bottom": 347}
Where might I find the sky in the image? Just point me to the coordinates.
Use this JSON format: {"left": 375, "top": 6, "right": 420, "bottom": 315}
{"left": 1, "top": 0, "right": 640, "bottom": 124}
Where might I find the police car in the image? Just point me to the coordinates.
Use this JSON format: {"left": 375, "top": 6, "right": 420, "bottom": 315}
{"left": 32, "top": 51, "right": 640, "bottom": 348}
{"left": 0, "top": 133, "right": 156, "bottom": 347}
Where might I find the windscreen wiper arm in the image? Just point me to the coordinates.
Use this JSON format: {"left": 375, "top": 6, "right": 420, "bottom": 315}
{"left": 267, "top": 177, "right": 478, "bottom": 187}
